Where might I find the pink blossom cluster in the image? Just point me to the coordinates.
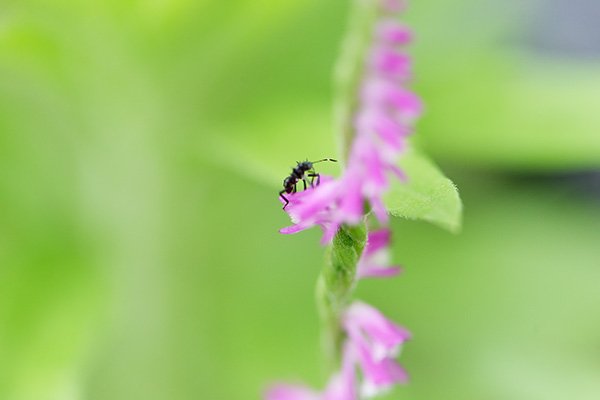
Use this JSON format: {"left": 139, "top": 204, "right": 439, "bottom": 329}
{"left": 279, "top": 0, "right": 421, "bottom": 245}
{"left": 270, "top": 1, "right": 420, "bottom": 398}
{"left": 266, "top": 299, "right": 411, "bottom": 400}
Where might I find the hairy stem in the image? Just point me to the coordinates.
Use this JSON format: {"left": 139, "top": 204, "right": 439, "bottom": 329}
{"left": 334, "top": 0, "right": 378, "bottom": 162}
{"left": 316, "top": 223, "right": 366, "bottom": 371}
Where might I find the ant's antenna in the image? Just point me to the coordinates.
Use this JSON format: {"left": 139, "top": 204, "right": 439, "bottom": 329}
{"left": 312, "top": 158, "right": 337, "bottom": 164}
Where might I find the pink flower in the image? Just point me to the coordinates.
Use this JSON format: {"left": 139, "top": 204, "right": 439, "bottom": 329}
{"left": 279, "top": 176, "right": 344, "bottom": 244}
{"left": 376, "top": 20, "right": 412, "bottom": 45}
{"left": 354, "top": 348, "right": 408, "bottom": 398}
{"left": 369, "top": 46, "right": 411, "bottom": 80}
{"left": 267, "top": 303, "right": 410, "bottom": 400}
{"left": 361, "top": 79, "right": 422, "bottom": 122}
{"left": 379, "top": 0, "right": 406, "bottom": 13}
{"left": 280, "top": 5, "right": 420, "bottom": 244}
{"left": 344, "top": 302, "right": 411, "bottom": 397}
{"left": 344, "top": 302, "right": 410, "bottom": 361}
{"left": 355, "top": 108, "right": 408, "bottom": 151}
{"left": 265, "top": 385, "right": 320, "bottom": 400}
{"left": 266, "top": 344, "right": 357, "bottom": 400}
{"left": 357, "top": 229, "right": 402, "bottom": 278}
{"left": 271, "top": 3, "right": 416, "bottom": 398}
{"left": 322, "top": 343, "right": 358, "bottom": 400}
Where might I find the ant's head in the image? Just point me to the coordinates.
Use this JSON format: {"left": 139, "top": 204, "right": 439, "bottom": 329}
{"left": 297, "top": 160, "right": 312, "bottom": 169}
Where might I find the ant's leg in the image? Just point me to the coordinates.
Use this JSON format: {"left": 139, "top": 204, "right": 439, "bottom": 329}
{"left": 308, "top": 169, "right": 317, "bottom": 187}
{"left": 308, "top": 173, "right": 320, "bottom": 186}
{"left": 279, "top": 190, "right": 289, "bottom": 210}
{"left": 302, "top": 178, "right": 308, "bottom": 190}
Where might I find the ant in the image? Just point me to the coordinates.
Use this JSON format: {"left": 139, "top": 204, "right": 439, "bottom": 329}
{"left": 279, "top": 158, "right": 337, "bottom": 209}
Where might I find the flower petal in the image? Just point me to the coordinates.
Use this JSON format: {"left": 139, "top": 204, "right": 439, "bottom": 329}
{"left": 369, "top": 46, "right": 411, "bottom": 79}
{"left": 376, "top": 19, "right": 412, "bottom": 45}
{"left": 323, "top": 343, "right": 358, "bottom": 400}
{"left": 344, "top": 301, "right": 411, "bottom": 359}
{"left": 363, "top": 229, "right": 391, "bottom": 255}
{"left": 357, "top": 265, "right": 402, "bottom": 279}
{"left": 280, "top": 224, "right": 311, "bottom": 235}
{"left": 265, "top": 384, "right": 321, "bottom": 400}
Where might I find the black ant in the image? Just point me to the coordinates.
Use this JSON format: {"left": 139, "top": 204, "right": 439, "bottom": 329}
{"left": 279, "top": 159, "right": 337, "bottom": 209}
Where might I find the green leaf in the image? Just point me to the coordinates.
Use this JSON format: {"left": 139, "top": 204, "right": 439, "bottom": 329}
{"left": 384, "top": 148, "right": 462, "bottom": 233}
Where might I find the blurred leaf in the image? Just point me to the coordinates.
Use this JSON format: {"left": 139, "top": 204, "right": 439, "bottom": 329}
{"left": 384, "top": 148, "right": 462, "bottom": 233}
{"left": 415, "top": 54, "right": 600, "bottom": 170}
{"left": 403, "top": 0, "right": 600, "bottom": 170}
{"left": 200, "top": 100, "right": 338, "bottom": 189}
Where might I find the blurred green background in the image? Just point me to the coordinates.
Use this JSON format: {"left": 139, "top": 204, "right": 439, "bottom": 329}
{"left": 1, "top": 0, "right": 600, "bottom": 399}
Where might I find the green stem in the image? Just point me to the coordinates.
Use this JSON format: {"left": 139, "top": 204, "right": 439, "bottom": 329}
{"left": 316, "top": 223, "right": 366, "bottom": 371}
{"left": 318, "top": 0, "right": 377, "bottom": 374}
{"left": 334, "top": 0, "right": 379, "bottom": 162}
